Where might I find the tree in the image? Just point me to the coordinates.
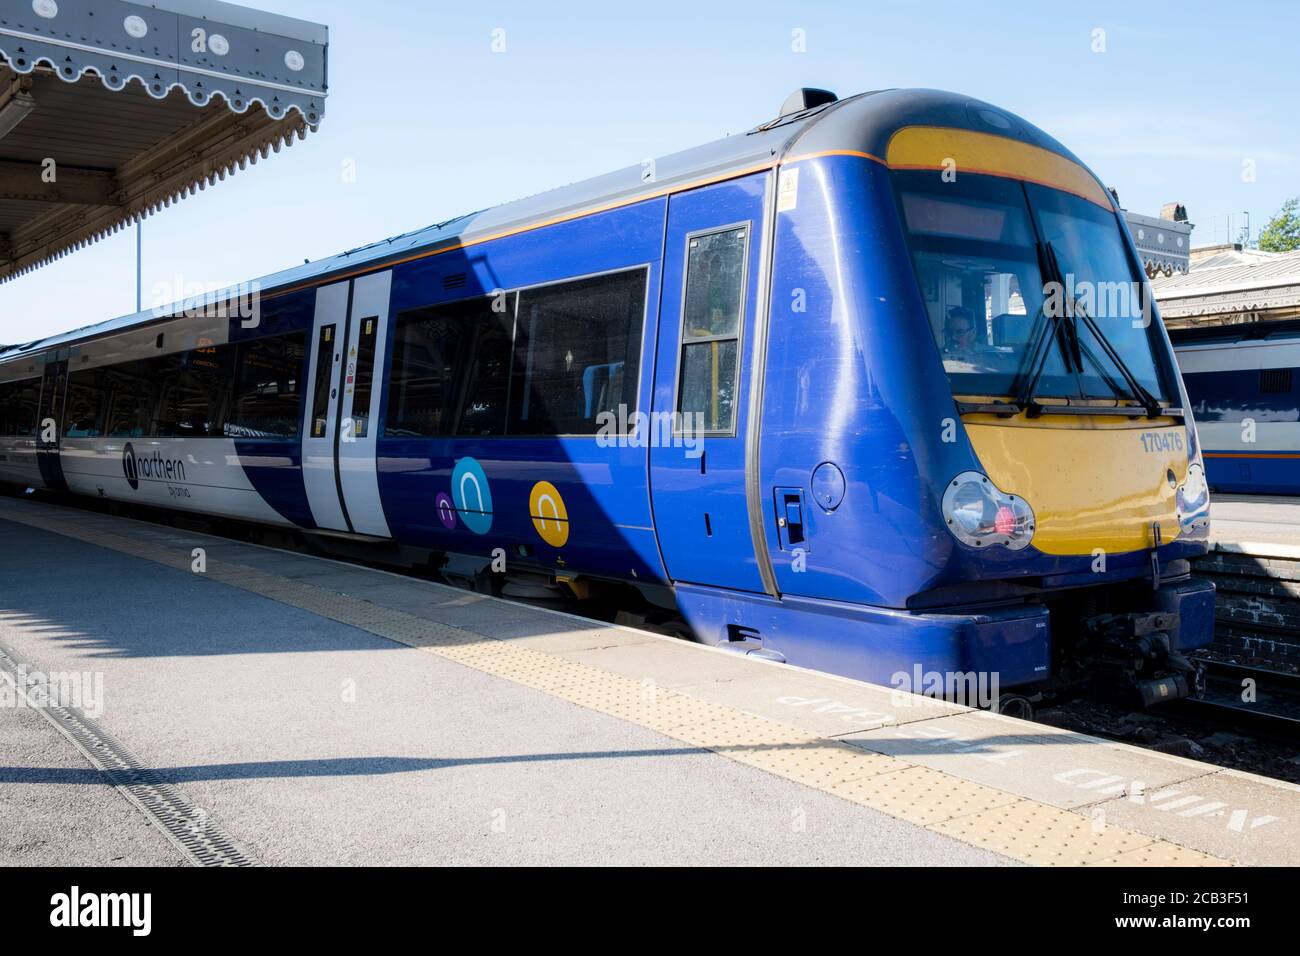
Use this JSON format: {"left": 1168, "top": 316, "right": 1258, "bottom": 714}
{"left": 1258, "top": 197, "right": 1300, "bottom": 252}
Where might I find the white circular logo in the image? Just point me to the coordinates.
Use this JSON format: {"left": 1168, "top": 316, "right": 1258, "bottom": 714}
{"left": 209, "top": 34, "right": 229, "bottom": 56}
{"left": 32, "top": 0, "right": 58, "bottom": 19}
{"left": 123, "top": 15, "right": 148, "bottom": 39}
{"left": 284, "top": 50, "right": 305, "bottom": 72}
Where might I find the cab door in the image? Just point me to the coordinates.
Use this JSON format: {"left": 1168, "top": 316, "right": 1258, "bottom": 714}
{"left": 648, "top": 173, "right": 768, "bottom": 591}
{"left": 301, "top": 273, "right": 393, "bottom": 537}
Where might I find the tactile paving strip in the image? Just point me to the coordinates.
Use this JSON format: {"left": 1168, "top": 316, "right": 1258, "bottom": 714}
{"left": 931, "top": 800, "right": 1155, "bottom": 866}
{"left": 832, "top": 765, "right": 1021, "bottom": 827}
{"left": 1089, "top": 842, "right": 1235, "bottom": 867}
{"left": 3, "top": 503, "right": 1236, "bottom": 867}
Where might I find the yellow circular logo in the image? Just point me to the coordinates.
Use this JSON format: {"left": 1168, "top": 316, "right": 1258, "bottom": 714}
{"left": 529, "top": 481, "right": 569, "bottom": 547}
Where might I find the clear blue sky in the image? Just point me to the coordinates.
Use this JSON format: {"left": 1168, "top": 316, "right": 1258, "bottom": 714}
{"left": 3, "top": 0, "right": 1296, "bottom": 345}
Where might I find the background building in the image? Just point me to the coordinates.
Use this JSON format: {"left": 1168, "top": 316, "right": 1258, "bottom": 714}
{"left": 1152, "top": 245, "right": 1300, "bottom": 329}
{"left": 1123, "top": 202, "right": 1194, "bottom": 278}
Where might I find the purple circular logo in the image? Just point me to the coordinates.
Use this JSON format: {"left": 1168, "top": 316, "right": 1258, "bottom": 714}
{"left": 435, "top": 491, "right": 457, "bottom": 529}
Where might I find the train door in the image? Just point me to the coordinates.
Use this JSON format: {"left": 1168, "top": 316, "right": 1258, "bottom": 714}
{"left": 337, "top": 271, "right": 392, "bottom": 537}
{"left": 648, "top": 174, "right": 768, "bottom": 592}
{"left": 301, "top": 273, "right": 394, "bottom": 537}
{"left": 35, "top": 357, "right": 67, "bottom": 491}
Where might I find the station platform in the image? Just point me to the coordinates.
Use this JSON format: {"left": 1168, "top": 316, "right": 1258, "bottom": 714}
{"left": 1, "top": 496, "right": 1296, "bottom": 867}
{"left": 1210, "top": 495, "right": 1300, "bottom": 554}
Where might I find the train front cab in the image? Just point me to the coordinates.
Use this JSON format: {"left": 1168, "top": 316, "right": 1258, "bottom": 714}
{"left": 683, "top": 98, "right": 1215, "bottom": 708}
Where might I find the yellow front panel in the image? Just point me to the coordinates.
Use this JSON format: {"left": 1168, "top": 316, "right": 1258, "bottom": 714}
{"left": 963, "top": 413, "right": 1189, "bottom": 555}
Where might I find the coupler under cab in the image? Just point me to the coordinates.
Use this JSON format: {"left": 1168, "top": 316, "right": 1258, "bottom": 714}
{"left": 1081, "top": 610, "right": 1206, "bottom": 708}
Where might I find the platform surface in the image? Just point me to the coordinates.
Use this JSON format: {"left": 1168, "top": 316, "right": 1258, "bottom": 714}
{"left": 1, "top": 496, "right": 1296, "bottom": 867}
{"left": 1210, "top": 495, "right": 1300, "bottom": 553}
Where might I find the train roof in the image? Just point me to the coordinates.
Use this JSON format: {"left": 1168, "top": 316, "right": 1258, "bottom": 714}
{"left": 0, "top": 87, "right": 1092, "bottom": 363}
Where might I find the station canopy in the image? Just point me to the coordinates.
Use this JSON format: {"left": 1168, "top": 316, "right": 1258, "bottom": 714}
{"left": 0, "top": 0, "right": 327, "bottom": 281}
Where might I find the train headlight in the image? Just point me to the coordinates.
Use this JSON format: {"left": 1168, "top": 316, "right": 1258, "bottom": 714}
{"left": 941, "top": 471, "right": 1036, "bottom": 550}
{"left": 1176, "top": 461, "right": 1210, "bottom": 531}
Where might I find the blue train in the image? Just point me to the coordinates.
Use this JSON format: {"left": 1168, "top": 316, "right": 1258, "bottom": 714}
{"left": 0, "top": 88, "right": 1214, "bottom": 708}
{"left": 1172, "top": 320, "right": 1300, "bottom": 494}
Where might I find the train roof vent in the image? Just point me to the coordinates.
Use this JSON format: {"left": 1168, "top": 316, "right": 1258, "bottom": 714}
{"left": 779, "top": 88, "right": 838, "bottom": 118}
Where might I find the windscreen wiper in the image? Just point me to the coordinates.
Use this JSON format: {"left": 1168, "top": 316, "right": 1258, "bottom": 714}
{"left": 1074, "top": 328, "right": 1142, "bottom": 405}
{"left": 1043, "top": 242, "right": 1169, "bottom": 419}
{"left": 1011, "top": 241, "right": 1085, "bottom": 414}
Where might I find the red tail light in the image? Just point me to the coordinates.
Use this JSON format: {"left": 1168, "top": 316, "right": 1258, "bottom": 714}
{"left": 994, "top": 505, "right": 1016, "bottom": 536}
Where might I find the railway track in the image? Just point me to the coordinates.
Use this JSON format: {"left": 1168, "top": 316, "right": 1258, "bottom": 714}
{"left": 1172, "top": 659, "right": 1300, "bottom": 741}
{"left": 1035, "top": 656, "right": 1300, "bottom": 783}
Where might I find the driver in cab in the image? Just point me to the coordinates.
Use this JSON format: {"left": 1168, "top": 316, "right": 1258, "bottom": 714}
{"left": 942, "top": 306, "right": 982, "bottom": 362}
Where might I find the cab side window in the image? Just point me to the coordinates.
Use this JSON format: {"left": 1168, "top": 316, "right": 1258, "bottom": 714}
{"left": 677, "top": 226, "right": 747, "bottom": 433}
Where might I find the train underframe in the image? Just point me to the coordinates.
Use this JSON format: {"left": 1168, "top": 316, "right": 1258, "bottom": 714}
{"left": 1037, "top": 572, "right": 1215, "bottom": 710}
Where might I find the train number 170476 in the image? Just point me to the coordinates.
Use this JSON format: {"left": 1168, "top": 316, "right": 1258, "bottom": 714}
{"left": 1139, "top": 431, "right": 1184, "bottom": 454}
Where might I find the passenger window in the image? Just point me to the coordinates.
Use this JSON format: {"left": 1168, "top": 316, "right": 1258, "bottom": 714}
{"left": 105, "top": 362, "right": 156, "bottom": 437}
{"left": 386, "top": 307, "right": 468, "bottom": 437}
{"left": 0, "top": 377, "right": 41, "bottom": 436}
{"left": 156, "top": 345, "right": 233, "bottom": 437}
{"left": 456, "top": 301, "right": 514, "bottom": 437}
{"left": 677, "top": 226, "right": 747, "bottom": 432}
{"left": 509, "top": 270, "right": 646, "bottom": 435}
{"left": 385, "top": 294, "right": 516, "bottom": 438}
{"left": 63, "top": 372, "right": 107, "bottom": 437}
{"left": 228, "top": 333, "right": 305, "bottom": 439}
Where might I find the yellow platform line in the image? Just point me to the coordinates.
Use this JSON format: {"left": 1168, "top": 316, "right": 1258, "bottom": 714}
{"left": 4, "top": 506, "right": 1234, "bottom": 867}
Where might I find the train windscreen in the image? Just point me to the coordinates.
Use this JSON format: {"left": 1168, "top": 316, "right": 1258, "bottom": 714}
{"left": 893, "top": 170, "right": 1172, "bottom": 405}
